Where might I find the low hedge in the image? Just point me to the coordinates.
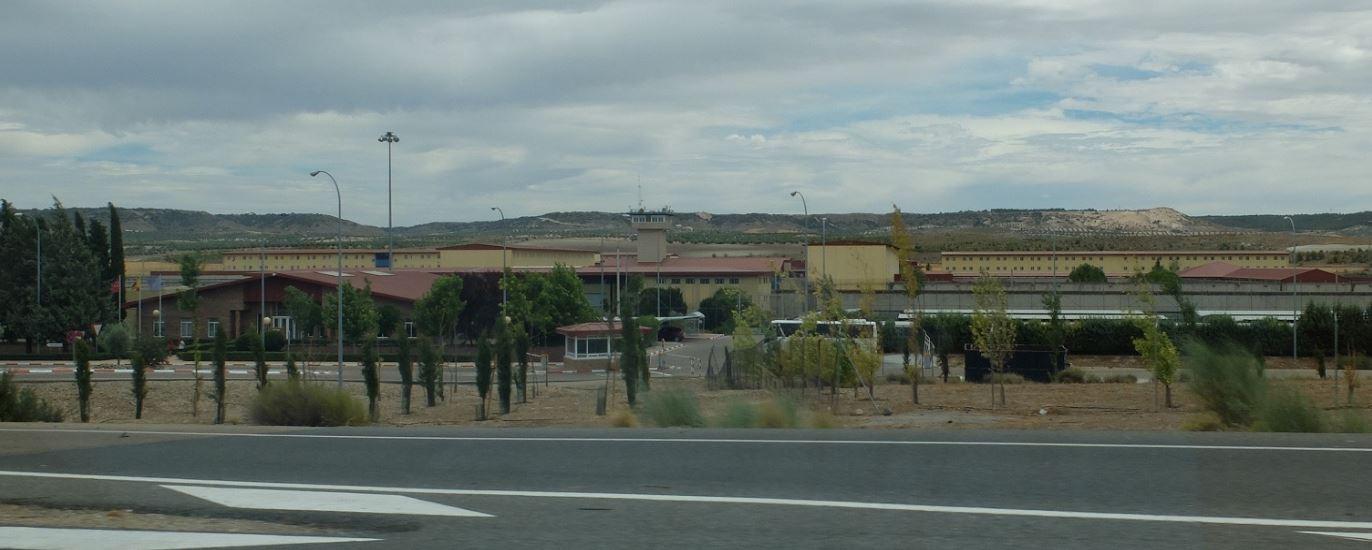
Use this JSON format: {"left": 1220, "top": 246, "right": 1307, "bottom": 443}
{"left": 175, "top": 351, "right": 474, "bottom": 363}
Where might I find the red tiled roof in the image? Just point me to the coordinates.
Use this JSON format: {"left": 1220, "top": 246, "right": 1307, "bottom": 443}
{"left": 556, "top": 321, "right": 653, "bottom": 337}
{"left": 1178, "top": 262, "right": 1243, "bottom": 278}
{"left": 943, "top": 250, "right": 1288, "bottom": 257}
{"left": 276, "top": 270, "right": 442, "bottom": 302}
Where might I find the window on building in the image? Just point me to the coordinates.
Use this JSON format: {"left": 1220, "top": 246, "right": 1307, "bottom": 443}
{"left": 730, "top": 277, "right": 740, "bottom": 284}
{"left": 180, "top": 319, "right": 194, "bottom": 339}
{"left": 207, "top": 319, "right": 219, "bottom": 338}
{"left": 671, "top": 278, "right": 681, "bottom": 284}
{"left": 685, "top": 278, "right": 695, "bottom": 284}
{"left": 405, "top": 321, "right": 416, "bottom": 338}
{"left": 714, "top": 278, "right": 725, "bottom": 285}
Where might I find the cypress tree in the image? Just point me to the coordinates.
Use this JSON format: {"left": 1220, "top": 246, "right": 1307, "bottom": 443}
{"left": 496, "top": 323, "right": 512, "bottom": 415}
{"left": 396, "top": 335, "right": 413, "bottom": 414}
{"left": 361, "top": 335, "right": 380, "bottom": 421}
{"left": 212, "top": 329, "right": 227, "bottom": 424}
{"left": 418, "top": 337, "right": 440, "bottom": 407}
{"left": 107, "top": 203, "right": 125, "bottom": 318}
{"left": 129, "top": 350, "right": 147, "bottom": 419}
{"left": 74, "top": 340, "right": 93, "bottom": 422}
{"left": 475, "top": 332, "right": 492, "bottom": 413}
{"left": 252, "top": 325, "right": 268, "bottom": 389}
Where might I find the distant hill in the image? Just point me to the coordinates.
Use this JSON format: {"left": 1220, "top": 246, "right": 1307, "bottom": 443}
{"left": 21, "top": 205, "right": 1335, "bottom": 254}
{"left": 1198, "top": 212, "right": 1372, "bottom": 235}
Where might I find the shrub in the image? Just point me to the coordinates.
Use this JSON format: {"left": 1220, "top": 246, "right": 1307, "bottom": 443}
{"left": 716, "top": 400, "right": 759, "bottom": 428}
{"left": 885, "top": 372, "right": 912, "bottom": 385}
{"left": 0, "top": 372, "right": 64, "bottom": 422}
{"left": 98, "top": 324, "right": 130, "bottom": 364}
{"left": 609, "top": 409, "right": 638, "bottom": 428}
{"left": 1181, "top": 413, "right": 1224, "bottom": 432}
{"left": 263, "top": 329, "right": 286, "bottom": 352}
{"left": 134, "top": 335, "right": 169, "bottom": 367}
{"left": 249, "top": 381, "right": 367, "bottom": 426}
{"left": 1185, "top": 341, "right": 1265, "bottom": 427}
{"left": 1254, "top": 386, "right": 1326, "bottom": 433}
{"left": 1100, "top": 374, "right": 1139, "bottom": 384}
{"left": 756, "top": 397, "right": 801, "bottom": 428}
{"left": 1334, "top": 409, "right": 1371, "bottom": 433}
{"left": 985, "top": 372, "right": 1025, "bottom": 384}
{"left": 638, "top": 388, "right": 705, "bottom": 427}
{"left": 1053, "top": 367, "right": 1089, "bottom": 383}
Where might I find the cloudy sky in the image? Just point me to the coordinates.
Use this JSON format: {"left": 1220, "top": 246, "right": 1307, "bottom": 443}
{"left": 2, "top": 1, "right": 1370, "bottom": 225}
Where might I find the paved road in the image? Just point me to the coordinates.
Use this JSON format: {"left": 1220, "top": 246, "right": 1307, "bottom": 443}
{"left": 1, "top": 425, "right": 1369, "bottom": 549}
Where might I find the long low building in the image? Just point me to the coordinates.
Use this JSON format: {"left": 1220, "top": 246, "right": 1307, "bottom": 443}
{"left": 935, "top": 250, "right": 1289, "bottom": 276}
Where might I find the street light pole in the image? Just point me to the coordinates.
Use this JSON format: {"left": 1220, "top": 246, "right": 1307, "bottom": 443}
{"left": 378, "top": 132, "right": 398, "bottom": 270}
{"left": 1285, "top": 216, "right": 1298, "bottom": 367}
{"left": 820, "top": 216, "right": 828, "bottom": 285}
{"left": 311, "top": 170, "right": 345, "bottom": 388}
{"left": 790, "top": 191, "right": 810, "bottom": 315}
{"left": 259, "top": 241, "right": 266, "bottom": 338}
{"left": 491, "top": 207, "right": 507, "bottom": 310}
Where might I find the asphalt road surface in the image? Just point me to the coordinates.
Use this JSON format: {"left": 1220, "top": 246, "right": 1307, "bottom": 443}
{"left": 1, "top": 425, "right": 1370, "bottom": 549}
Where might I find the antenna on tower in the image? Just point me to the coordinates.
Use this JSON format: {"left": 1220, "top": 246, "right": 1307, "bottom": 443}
{"left": 637, "top": 174, "right": 644, "bottom": 210}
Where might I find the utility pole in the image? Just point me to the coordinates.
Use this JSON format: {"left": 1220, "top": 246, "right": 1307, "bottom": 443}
{"left": 378, "top": 132, "right": 399, "bottom": 270}
{"left": 1285, "top": 216, "right": 1298, "bottom": 367}
{"left": 260, "top": 242, "right": 266, "bottom": 337}
{"left": 790, "top": 191, "right": 810, "bottom": 315}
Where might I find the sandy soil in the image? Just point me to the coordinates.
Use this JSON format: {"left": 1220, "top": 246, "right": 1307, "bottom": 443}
{"left": 0, "top": 503, "right": 329, "bottom": 534}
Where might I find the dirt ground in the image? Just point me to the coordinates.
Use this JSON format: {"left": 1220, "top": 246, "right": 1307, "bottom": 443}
{"left": 16, "top": 372, "right": 1371, "bottom": 431}
{"left": 0, "top": 503, "right": 329, "bottom": 535}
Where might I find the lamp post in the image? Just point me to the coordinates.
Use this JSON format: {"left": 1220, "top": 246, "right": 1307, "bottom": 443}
{"left": 1284, "top": 216, "right": 1298, "bottom": 367}
{"left": 820, "top": 216, "right": 828, "bottom": 284}
{"left": 259, "top": 241, "right": 266, "bottom": 337}
{"left": 310, "top": 170, "right": 346, "bottom": 388}
{"left": 491, "top": 207, "right": 507, "bottom": 309}
{"left": 378, "top": 132, "right": 399, "bottom": 270}
{"left": 790, "top": 191, "right": 810, "bottom": 314}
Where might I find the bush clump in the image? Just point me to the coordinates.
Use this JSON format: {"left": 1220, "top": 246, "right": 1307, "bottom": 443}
{"left": 1254, "top": 386, "right": 1325, "bottom": 433}
{"left": 249, "top": 381, "right": 367, "bottom": 426}
{"left": 1100, "top": 374, "right": 1139, "bottom": 384}
{"left": 1053, "top": 367, "right": 1088, "bottom": 383}
{"left": 985, "top": 372, "right": 1025, "bottom": 384}
{"left": 1185, "top": 341, "right": 1265, "bottom": 427}
{"left": 638, "top": 388, "right": 705, "bottom": 427}
{"left": 756, "top": 397, "right": 801, "bottom": 428}
{"left": 0, "top": 372, "right": 64, "bottom": 422}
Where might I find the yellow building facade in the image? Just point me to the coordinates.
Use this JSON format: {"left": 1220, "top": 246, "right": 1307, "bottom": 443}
{"left": 806, "top": 242, "right": 900, "bottom": 290}
{"left": 219, "top": 249, "right": 441, "bottom": 271}
{"left": 937, "top": 250, "right": 1289, "bottom": 275}
{"left": 437, "top": 243, "right": 598, "bottom": 269}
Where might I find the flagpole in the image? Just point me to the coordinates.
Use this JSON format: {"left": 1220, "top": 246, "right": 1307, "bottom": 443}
{"left": 137, "top": 277, "right": 143, "bottom": 336}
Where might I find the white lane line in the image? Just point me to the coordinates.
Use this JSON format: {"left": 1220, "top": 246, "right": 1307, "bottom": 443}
{"left": 1301, "top": 531, "right": 1372, "bottom": 542}
{"left": 28, "top": 368, "right": 52, "bottom": 374}
{"left": 3, "top": 470, "right": 1372, "bottom": 530}
{"left": 0, "top": 428, "right": 1367, "bottom": 453}
{"left": 0, "top": 526, "right": 377, "bottom": 549}
{"left": 164, "top": 485, "right": 493, "bottom": 517}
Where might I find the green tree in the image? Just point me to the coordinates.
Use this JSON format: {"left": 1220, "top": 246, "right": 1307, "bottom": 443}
{"left": 396, "top": 334, "right": 414, "bottom": 414}
{"left": 129, "top": 350, "right": 148, "bottom": 419}
{"left": 619, "top": 276, "right": 645, "bottom": 406}
{"left": 283, "top": 286, "right": 323, "bottom": 340}
{"left": 413, "top": 274, "right": 464, "bottom": 356}
{"left": 211, "top": 329, "right": 228, "bottom": 424}
{"left": 252, "top": 323, "right": 269, "bottom": 390}
{"left": 377, "top": 304, "right": 403, "bottom": 339}
{"left": 85, "top": 218, "right": 114, "bottom": 321}
{"left": 40, "top": 200, "right": 106, "bottom": 347}
{"left": 971, "top": 273, "right": 1016, "bottom": 407}
{"left": 1301, "top": 302, "right": 1335, "bottom": 378}
{"left": 496, "top": 322, "right": 513, "bottom": 415}
{"left": 475, "top": 331, "right": 493, "bottom": 414}
{"left": 285, "top": 351, "right": 300, "bottom": 381}
{"left": 699, "top": 287, "right": 752, "bottom": 332}
{"left": 540, "top": 264, "right": 598, "bottom": 339}
{"left": 514, "top": 325, "right": 531, "bottom": 403}
{"left": 107, "top": 203, "right": 126, "bottom": 320}
{"left": 637, "top": 286, "right": 687, "bottom": 317}
{"left": 1068, "top": 263, "right": 1108, "bottom": 283}
{"left": 1132, "top": 284, "right": 1180, "bottom": 408}
{"left": 361, "top": 334, "right": 381, "bottom": 421}
{"left": 176, "top": 253, "right": 203, "bottom": 340}
{"left": 99, "top": 323, "right": 130, "bottom": 367}
{"left": 418, "top": 337, "right": 442, "bottom": 407}
{"left": 74, "top": 340, "right": 93, "bottom": 422}
{"left": 324, "top": 281, "right": 379, "bottom": 344}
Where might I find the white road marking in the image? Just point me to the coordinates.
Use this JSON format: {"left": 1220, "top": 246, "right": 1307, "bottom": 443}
{"left": 0, "top": 427, "right": 1368, "bottom": 453}
{"left": 3, "top": 470, "right": 1371, "bottom": 530}
{"left": 1301, "top": 531, "right": 1372, "bottom": 542}
{"left": 228, "top": 369, "right": 248, "bottom": 375}
{"left": 0, "top": 526, "right": 377, "bottom": 549}
{"left": 28, "top": 368, "right": 52, "bottom": 374}
{"left": 164, "top": 485, "right": 493, "bottom": 517}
